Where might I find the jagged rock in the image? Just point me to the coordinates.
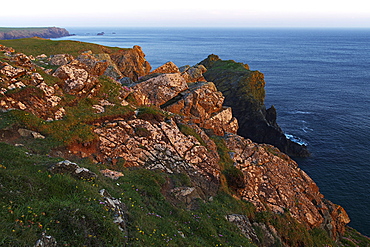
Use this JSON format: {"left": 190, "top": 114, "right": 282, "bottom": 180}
{"left": 93, "top": 53, "right": 124, "bottom": 80}
{"left": 52, "top": 61, "right": 97, "bottom": 94}
{"left": 99, "top": 189, "right": 128, "bottom": 234}
{"left": 163, "top": 81, "right": 237, "bottom": 135}
{"left": 94, "top": 118, "right": 220, "bottom": 198}
{"left": 252, "top": 222, "right": 285, "bottom": 247}
{"left": 110, "top": 45, "right": 151, "bottom": 81}
{"left": 130, "top": 73, "right": 188, "bottom": 107}
{"left": 0, "top": 61, "right": 26, "bottom": 78}
{"left": 76, "top": 53, "right": 109, "bottom": 76}
{"left": 49, "top": 160, "right": 97, "bottom": 180}
{"left": 203, "top": 107, "right": 238, "bottom": 135}
{"left": 225, "top": 214, "right": 260, "bottom": 244}
{"left": 18, "top": 128, "right": 45, "bottom": 139}
{"left": 180, "top": 64, "right": 207, "bottom": 83}
{"left": 170, "top": 186, "right": 202, "bottom": 208}
{"left": 0, "top": 44, "right": 15, "bottom": 53}
{"left": 100, "top": 169, "right": 124, "bottom": 180}
{"left": 11, "top": 53, "right": 35, "bottom": 70}
{"left": 151, "top": 61, "right": 180, "bottom": 74}
{"left": 36, "top": 54, "right": 48, "bottom": 59}
{"left": 49, "top": 54, "right": 74, "bottom": 66}
{"left": 200, "top": 55, "right": 310, "bottom": 157}
{"left": 223, "top": 133, "right": 349, "bottom": 238}
{"left": 34, "top": 232, "right": 57, "bottom": 247}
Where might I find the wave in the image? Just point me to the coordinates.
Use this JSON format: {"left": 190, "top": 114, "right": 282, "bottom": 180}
{"left": 285, "top": 134, "right": 308, "bottom": 146}
{"left": 289, "top": 110, "right": 313, "bottom": 115}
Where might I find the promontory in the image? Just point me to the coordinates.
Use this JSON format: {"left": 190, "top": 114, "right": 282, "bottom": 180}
{"left": 0, "top": 27, "right": 70, "bottom": 40}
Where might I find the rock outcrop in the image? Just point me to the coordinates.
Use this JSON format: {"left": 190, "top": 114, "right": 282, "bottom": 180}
{"left": 200, "top": 55, "right": 310, "bottom": 157}
{"left": 94, "top": 118, "right": 221, "bottom": 200}
{"left": 223, "top": 134, "right": 350, "bottom": 238}
{"left": 0, "top": 50, "right": 65, "bottom": 120}
{"left": 110, "top": 46, "right": 151, "bottom": 81}
{"left": 0, "top": 43, "right": 354, "bottom": 244}
{"left": 0, "top": 27, "right": 70, "bottom": 40}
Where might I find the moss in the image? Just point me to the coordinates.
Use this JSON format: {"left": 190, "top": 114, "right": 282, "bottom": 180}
{"left": 222, "top": 166, "right": 245, "bottom": 190}
{"left": 177, "top": 123, "right": 207, "bottom": 147}
{"left": 136, "top": 106, "right": 166, "bottom": 123}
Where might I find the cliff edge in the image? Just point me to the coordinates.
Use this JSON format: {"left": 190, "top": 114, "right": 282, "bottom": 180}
{"left": 0, "top": 27, "right": 70, "bottom": 40}
{"left": 200, "top": 54, "right": 310, "bottom": 157}
{"left": 0, "top": 39, "right": 367, "bottom": 246}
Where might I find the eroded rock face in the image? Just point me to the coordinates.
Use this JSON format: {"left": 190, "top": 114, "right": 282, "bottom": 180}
{"left": 223, "top": 134, "right": 350, "bottom": 238}
{"left": 180, "top": 64, "right": 207, "bottom": 83}
{"left": 110, "top": 46, "right": 151, "bottom": 81}
{"left": 94, "top": 118, "right": 220, "bottom": 198}
{"left": 0, "top": 49, "right": 64, "bottom": 120}
{"left": 130, "top": 73, "right": 188, "bottom": 107}
{"left": 163, "top": 81, "right": 238, "bottom": 135}
{"left": 49, "top": 54, "right": 74, "bottom": 66}
{"left": 52, "top": 60, "right": 97, "bottom": 95}
{"left": 200, "top": 55, "right": 310, "bottom": 157}
{"left": 151, "top": 61, "right": 180, "bottom": 74}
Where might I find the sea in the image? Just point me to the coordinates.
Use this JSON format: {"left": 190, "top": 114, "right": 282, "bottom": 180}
{"left": 55, "top": 27, "right": 370, "bottom": 236}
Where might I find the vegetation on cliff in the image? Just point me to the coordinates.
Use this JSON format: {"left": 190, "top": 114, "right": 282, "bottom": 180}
{"left": 200, "top": 55, "right": 310, "bottom": 157}
{"left": 0, "top": 39, "right": 369, "bottom": 246}
{"left": 0, "top": 27, "right": 70, "bottom": 40}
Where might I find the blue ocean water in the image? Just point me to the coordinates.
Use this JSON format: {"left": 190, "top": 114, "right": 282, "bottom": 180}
{"left": 56, "top": 27, "right": 370, "bottom": 236}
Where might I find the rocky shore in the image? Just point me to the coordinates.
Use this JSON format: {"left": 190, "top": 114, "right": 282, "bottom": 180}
{"left": 0, "top": 38, "right": 368, "bottom": 246}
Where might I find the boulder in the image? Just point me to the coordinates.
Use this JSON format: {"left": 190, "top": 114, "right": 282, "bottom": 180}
{"left": 100, "top": 169, "right": 124, "bottom": 180}
{"left": 130, "top": 73, "right": 188, "bottom": 107}
{"left": 34, "top": 232, "right": 57, "bottom": 247}
{"left": 49, "top": 54, "right": 74, "bottom": 66}
{"left": 151, "top": 61, "right": 180, "bottom": 74}
{"left": 76, "top": 53, "right": 109, "bottom": 76}
{"left": 52, "top": 61, "right": 96, "bottom": 94}
{"left": 49, "top": 160, "right": 97, "bottom": 180}
{"left": 180, "top": 64, "right": 207, "bottom": 83}
{"left": 163, "top": 81, "right": 237, "bottom": 135}
{"left": 109, "top": 45, "right": 151, "bottom": 81}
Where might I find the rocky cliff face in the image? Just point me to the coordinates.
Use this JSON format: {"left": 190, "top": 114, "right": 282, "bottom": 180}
{"left": 0, "top": 42, "right": 356, "bottom": 246}
{"left": 200, "top": 54, "right": 310, "bottom": 157}
{"left": 0, "top": 27, "right": 70, "bottom": 40}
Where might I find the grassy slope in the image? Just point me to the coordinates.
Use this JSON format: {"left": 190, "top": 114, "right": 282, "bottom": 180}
{"left": 0, "top": 38, "right": 124, "bottom": 57}
{"left": 0, "top": 38, "right": 369, "bottom": 246}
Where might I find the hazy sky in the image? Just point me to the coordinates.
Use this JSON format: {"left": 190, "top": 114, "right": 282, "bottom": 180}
{"left": 1, "top": 0, "right": 370, "bottom": 28}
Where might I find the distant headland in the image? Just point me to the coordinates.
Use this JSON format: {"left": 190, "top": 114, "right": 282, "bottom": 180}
{"left": 0, "top": 27, "right": 70, "bottom": 40}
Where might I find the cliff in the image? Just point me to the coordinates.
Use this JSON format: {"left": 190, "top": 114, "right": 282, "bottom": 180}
{"left": 0, "top": 39, "right": 368, "bottom": 246}
{"left": 200, "top": 55, "right": 310, "bottom": 157}
{"left": 0, "top": 27, "right": 70, "bottom": 40}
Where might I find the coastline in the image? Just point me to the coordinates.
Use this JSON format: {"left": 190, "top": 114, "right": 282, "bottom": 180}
{"left": 0, "top": 27, "right": 71, "bottom": 40}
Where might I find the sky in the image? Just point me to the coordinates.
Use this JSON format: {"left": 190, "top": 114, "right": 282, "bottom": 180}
{"left": 1, "top": 0, "right": 370, "bottom": 28}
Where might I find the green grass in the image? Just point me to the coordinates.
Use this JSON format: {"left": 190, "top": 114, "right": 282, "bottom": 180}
{"left": 1, "top": 76, "right": 135, "bottom": 148}
{"left": 0, "top": 143, "right": 126, "bottom": 246}
{"left": 0, "top": 27, "right": 50, "bottom": 33}
{"left": 0, "top": 141, "right": 258, "bottom": 246}
{"left": 340, "top": 227, "right": 370, "bottom": 246}
{"left": 177, "top": 123, "right": 207, "bottom": 147}
{"left": 0, "top": 38, "right": 124, "bottom": 57}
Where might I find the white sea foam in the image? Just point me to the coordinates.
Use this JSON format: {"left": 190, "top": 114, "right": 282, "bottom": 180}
{"left": 285, "top": 134, "right": 308, "bottom": 146}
